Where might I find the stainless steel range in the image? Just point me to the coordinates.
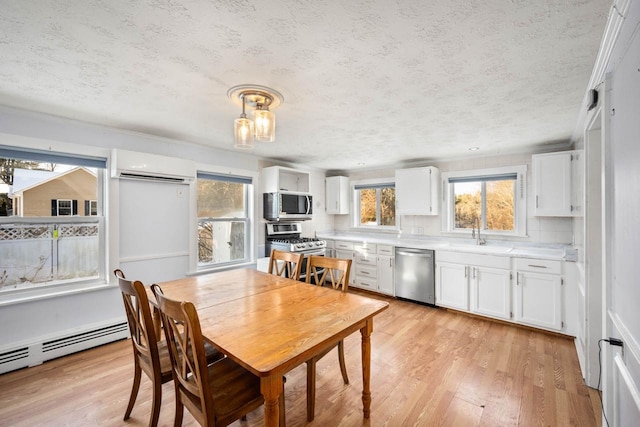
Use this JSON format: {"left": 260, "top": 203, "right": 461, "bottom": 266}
{"left": 265, "top": 222, "right": 326, "bottom": 280}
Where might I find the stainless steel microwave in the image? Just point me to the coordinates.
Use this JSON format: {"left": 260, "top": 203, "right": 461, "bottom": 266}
{"left": 263, "top": 192, "right": 312, "bottom": 221}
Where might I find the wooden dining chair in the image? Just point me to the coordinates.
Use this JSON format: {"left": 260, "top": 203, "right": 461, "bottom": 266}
{"left": 115, "top": 269, "right": 222, "bottom": 427}
{"left": 268, "top": 249, "right": 304, "bottom": 280}
{"left": 151, "top": 284, "right": 286, "bottom": 427}
{"left": 303, "top": 255, "right": 352, "bottom": 421}
{"left": 115, "top": 269, "right": 171, "bottom": 427}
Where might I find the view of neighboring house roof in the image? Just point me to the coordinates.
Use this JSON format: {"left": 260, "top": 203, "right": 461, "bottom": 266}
{"left": 10, "top": 167, "right": 96, "bottom": 196}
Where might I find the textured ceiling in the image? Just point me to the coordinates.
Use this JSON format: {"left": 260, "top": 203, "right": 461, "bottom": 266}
{"left": 0, "top": 0, "right": 610, "bottom": 171}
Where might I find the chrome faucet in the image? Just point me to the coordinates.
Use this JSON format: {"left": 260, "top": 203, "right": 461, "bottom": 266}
{"left": 472, "top": 217, "right": 486, "bottom": 246}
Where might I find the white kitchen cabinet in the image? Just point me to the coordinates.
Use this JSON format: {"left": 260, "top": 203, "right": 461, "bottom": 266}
{"left": 436, "top": 251, "right": 511, "bottom": 320}
{"left": 376, "top": 245, "right": 394, "bottom": 295}
{"left": 514, "top": 258, "right": 563, "bottom": 331}
{"left": 262, "top": 165, "right": 310, "bottom": 193}
{"left": 471, "top": 266, "right": 512, "bottom": 320}
{"left": 532, "top": 150, "right": 583, "bottom": 217}
{"left": 436, "top": 261, "right": 469, "bottom": 310}
{"left": 334, "top": 241, "right": 355, "bottom": 286}
{"left": 353, "top": 242, "right": 377, "bottom": 291}
{"left": 325, "top": 176, "right": 349, "bottom": 214}
{"left": 395, "top": 166, "right": 440, "bottom": 215}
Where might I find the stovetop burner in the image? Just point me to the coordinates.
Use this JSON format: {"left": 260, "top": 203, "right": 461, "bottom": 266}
{"left": 265, "top": 223, "right": 327, "bottom": 253}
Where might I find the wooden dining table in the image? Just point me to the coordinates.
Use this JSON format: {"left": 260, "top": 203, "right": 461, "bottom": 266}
{"left": 153, "top": 268, "right": 389, "bottom": 427}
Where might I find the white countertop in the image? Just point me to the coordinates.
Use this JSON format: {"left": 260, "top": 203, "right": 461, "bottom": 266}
{"left": 317, "top": 231, "right": 575, "bottom": 261}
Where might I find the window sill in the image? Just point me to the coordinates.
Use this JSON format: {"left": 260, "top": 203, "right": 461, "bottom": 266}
{"left": 189, "top": 261, "right": 255, "bottom": 276}
{"left": 0, "top": 279, "right": 116, "bottom": 307}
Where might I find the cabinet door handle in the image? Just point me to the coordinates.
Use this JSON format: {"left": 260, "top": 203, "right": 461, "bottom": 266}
{"left": 536, "top": 195, "right": 539, "bottom": 208}
{"left": 464, "top": 266, "right": 468, "bottom": 278}
{"left": 472, "top": 267, "right": 476, "bottom": 279}
{"left": 527, "top": 264, "right": 548, "bottom": 269}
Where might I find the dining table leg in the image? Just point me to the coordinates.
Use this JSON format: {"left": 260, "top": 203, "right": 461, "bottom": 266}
{"left": 261, "top": 374, "right": 283, "bottom": 427}
{"left": 361, "top": 318, "right": 373, "bottom": 418}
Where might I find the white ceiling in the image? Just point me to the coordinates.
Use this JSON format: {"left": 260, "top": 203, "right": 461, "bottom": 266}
{"left": 0, "top": 0, "right": 610, "bottom": 171}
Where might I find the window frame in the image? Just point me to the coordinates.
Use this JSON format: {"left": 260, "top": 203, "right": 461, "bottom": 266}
{"left": 191, "top": 168, "right": 255, "bottom": 273}
{"left": 0, "top": 146, "right": 107, "bottom": 301}
{"left": 56, "top": 199, "right": 73, "bottom": 216}
{"left": 351, "top": 178, "right": 398, "bottom": 231}
{"left": 441, "top": 165, "right": 527, "bottom": 237}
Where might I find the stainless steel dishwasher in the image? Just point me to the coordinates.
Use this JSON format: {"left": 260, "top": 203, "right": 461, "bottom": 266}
{"left": 394, "top": 247, "right": 435, "bottom": 305}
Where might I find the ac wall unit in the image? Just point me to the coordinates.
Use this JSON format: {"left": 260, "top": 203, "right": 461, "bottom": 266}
{"left": 111, "top": 149, "right": 196, "bottom": 184}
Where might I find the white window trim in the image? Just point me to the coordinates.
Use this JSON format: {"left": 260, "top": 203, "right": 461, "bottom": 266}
{"left": 441, "top": 165, "right": 527, "bottom": 237}
{"left": 56, "top": 199, "right": 73, "bottom": 216}
{"left": 188, "top": 165, "right": 257, "bottom": 275}
{"left": 350, "top": 177, "right": 399, "bottom": 232}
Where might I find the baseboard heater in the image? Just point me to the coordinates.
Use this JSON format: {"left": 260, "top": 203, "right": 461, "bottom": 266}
{"left": 0, "top": 321, "right": 129, "bottom": 375}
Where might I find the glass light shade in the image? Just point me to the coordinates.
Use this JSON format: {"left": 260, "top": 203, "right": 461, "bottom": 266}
{"left": 253, "top": 109, "right": 275, "bottom": 142}
{"left": 234, "top": 116, "right": 254, "bottom": 149}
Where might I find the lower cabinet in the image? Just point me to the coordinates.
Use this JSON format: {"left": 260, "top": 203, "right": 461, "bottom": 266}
{"left": 436, "top": 262, "right": 469, "bottom": 310}
{"left": 376, "top": 245, "right": 394, "bottom": 295}
{"left": 333, "top": 241, "right": 356, "bottom": 286}
{"left": 471, "top": 266, "right": 511, "bottom": 320}
{"left": 332, "top": 241, "right": 394, "bottom": 295}
{"left": 514, "top": 259, "right": 563, "bottom": 331}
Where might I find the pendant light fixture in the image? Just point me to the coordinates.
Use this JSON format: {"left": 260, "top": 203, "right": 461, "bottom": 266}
{"left": 228, "top": 85, "right": 283, "bottom": 148}
{"left": 234, "top": 95, "right": 254, "bottom": 149}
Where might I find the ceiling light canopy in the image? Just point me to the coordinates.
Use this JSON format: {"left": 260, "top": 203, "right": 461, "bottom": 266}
{"left": 228, "top": 85, "right": 284, "bottom": 149}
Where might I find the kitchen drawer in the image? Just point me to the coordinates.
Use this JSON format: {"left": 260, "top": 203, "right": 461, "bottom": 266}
{"left": 355, "top": 254, "right": 376, "bottom": 266}
{"left": 355, "top": 276, "right": 376, "bottom": 290}
{"left": 514, "top": 258, "right": 562, "bottom": 275}
{"left": 377, "top": 244, "right": 394, "bottom": 256}
{"left": 354, "top": 243, "right": 376, "bottom": 254}
{"left": 355, "top": 265, "right": 377, "bottom": 278}
{"left": 335, "top": 241, "right": 354, "bottom": 250}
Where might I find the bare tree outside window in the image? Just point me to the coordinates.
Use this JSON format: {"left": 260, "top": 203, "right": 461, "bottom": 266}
{"left": 357, "top": 185, "right": 395, "bottom": 227}
{"left": 196, "top": 177, "right": 249, "bottom": 266}
{"left": 454, "top": 179, "right": 515, "bottom": 231}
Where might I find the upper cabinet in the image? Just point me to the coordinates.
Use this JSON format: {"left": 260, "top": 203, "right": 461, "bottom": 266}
{"left": 261, "top": 166, "right": 310, "bottom": 193}
{"left": 532, "top": 150, "right": 583, "bottom": 217}
{"left": 395, "top": 166, "right": 441, "bottom": 215}
{"left": 325, "top": 176, "right": 349, "bottom": 215}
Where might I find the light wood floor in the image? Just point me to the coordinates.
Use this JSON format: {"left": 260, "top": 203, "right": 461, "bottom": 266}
{"left": 0, "top": 294, "right": 602, "bottom": 426}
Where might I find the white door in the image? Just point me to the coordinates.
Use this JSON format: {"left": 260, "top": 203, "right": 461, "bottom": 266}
{"left": 376, "top": 255, "right": 394, "bottom": 295}
{"left": 436, "top": 262, "right": 468, "bottom": 311}
{"left": 471, "top": 266, "right": 511, "bottom": 320}
{"left": 533, "top": 152, "right": 573, "bottom": 216}
{"left": 515, "top": 271, "right": 562, "bottom": 331}
{"left": 335, "top": 249, "right": 355, "bottom": 286}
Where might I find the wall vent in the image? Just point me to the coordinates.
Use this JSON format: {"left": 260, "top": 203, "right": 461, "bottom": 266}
{"left": 42, "top": 322, "right": 128, "bottom": 353}
{"left": 0, "top": 321, "right": 129, "bottom": 375}
{"left": 0, "top": 347, "right": 29, "bottom": 365}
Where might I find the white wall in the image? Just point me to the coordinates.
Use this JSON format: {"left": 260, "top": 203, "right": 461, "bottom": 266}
{"left": 333, "top": 151, "right": 574, "bottom": 244}
{"left": 602, "top": 0, "right": 640, "bottom": 423}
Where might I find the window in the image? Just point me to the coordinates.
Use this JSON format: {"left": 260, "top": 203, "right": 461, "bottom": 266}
{"left": 0, "top": 147, "right": 106, "bottom": 294}
{"left": 84, "top": 200, "right": 97, "bottom": 216}
{"left": 353, "top": 180, "right": 396, "bottom": 229}
{"left": 196, "top": 172, "right": 252, "bottom": 268}
{"left": 54, "top": 199, "right": 76, "bottom": 216}
{"left": 443, "top": 166, "right": 526, "bottom": 236}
